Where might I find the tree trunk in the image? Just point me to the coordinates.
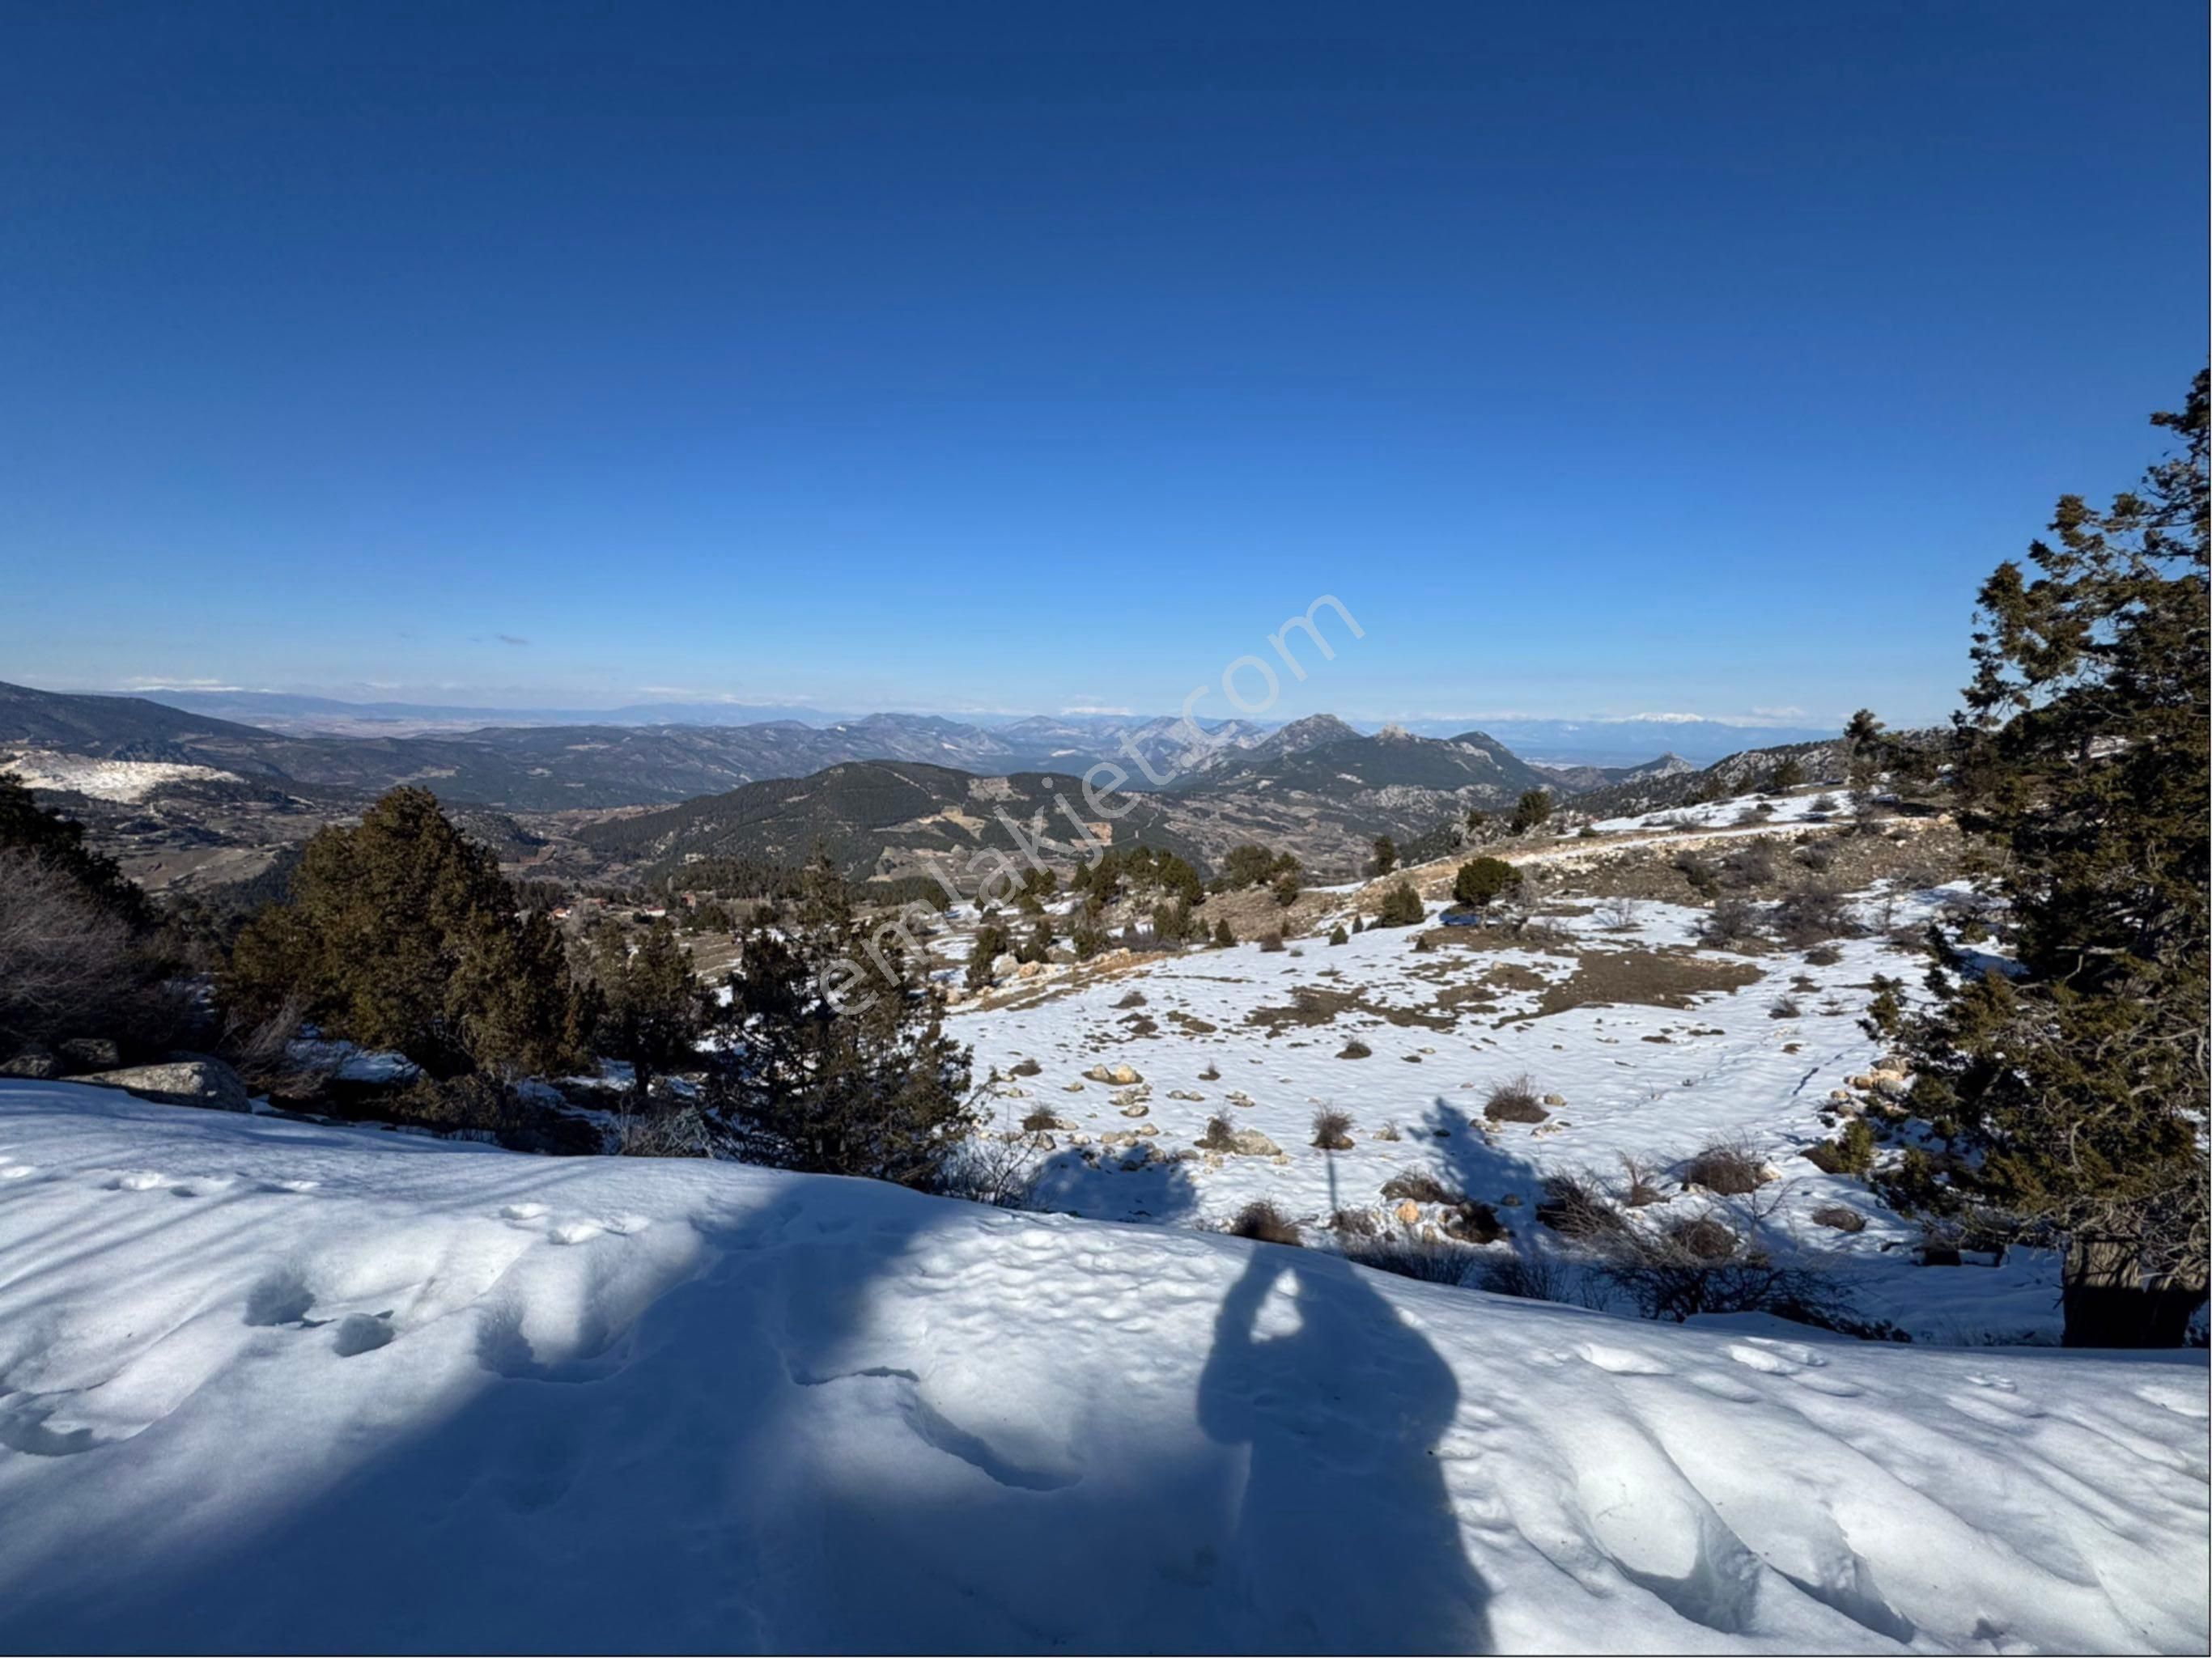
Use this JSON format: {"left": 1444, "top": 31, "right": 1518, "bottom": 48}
{"left": 2061, "top": 1235, "right": 2208, "bottom": 1347}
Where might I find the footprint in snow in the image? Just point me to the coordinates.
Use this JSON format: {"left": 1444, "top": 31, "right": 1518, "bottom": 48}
{"left": 333, "top": 1312, "right": 395, "bottom": 1356}
{"left": 106, "top": 1171, "right": 168, "bottom": 1191}
{"left": 0, "top": 1163, "right": 34, "bottom": 1181}
{"left": 262, "top": 1177, "right": 318, "bottom": 1194}
{"left": 499, "top": 1202, "right": 549, "bottom": 1221}
{"left": 1576, "top": 1342, "right": 1672, "bottom": 1376}
{"left": 549, "top": 1219, "right": 604, "bottom": 1245}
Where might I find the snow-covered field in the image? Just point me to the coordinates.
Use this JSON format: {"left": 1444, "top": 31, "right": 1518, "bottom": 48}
{"left": 952, "top": 881, "right": 2058, "bottom": 1343}
{"left": 1, "top": 748, "right": 241, "bottom": 801}
{"left": 0, "top": 1085, "right": 2203, "bottom": 1654}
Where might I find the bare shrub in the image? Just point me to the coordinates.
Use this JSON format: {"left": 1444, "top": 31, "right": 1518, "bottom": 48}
{"left": 1537, "top": 1173, "right": 1624, "bottom": 1238}
{"left": 1672, "top": 851, "right": 1720, "bottom": 897}
{"left": 1811, "top": 1203, "right": 1867, "bottom": 1233}
{"left": 1772, "top": 888, "right": 1857, "bottom": 950}
{"left": 1375, "top": 1119, "right": 1403, "bottom": 1142}
{"left": 1344, "top": 1236, "right": 1476, "bottom": 1285}
{"left": 1311, "top": 1106, "right": 1354, "bottom": 1149}
{"left": 1667, "top": 1212, "right": 1739, "bottom": 1261}
{"left": 1792, "top": 840, "right": 1836, "bottom": 873}
{"left": 1199, "top": 1060, "right": 1221, "bottom": 1080}
{"left": 616, "top": 1104, "right": 724, "bottom": 1160}
{"left": 1021, "top": 1106, "right": 1059, "bottom": 1133}
{"left": 1683, "top": 1139, "right": 1769, "bottom": 1196}
{"left": 1259, "top": 930, "right": 1286, "bottom": 953}
{"left": 933, "top": 1132, "right": 1042, "bottom": 1209}
{"left": 0, "top": 852, "right": 141, "bottom": 1052}
{"left": 1803, "top": 942, "right": 1844, "bottom": 966}
{"left": 1008, "top": 1056, "right": 1042, "bottom": 1077}
{"left": 1114, "top": 989, "right": 1148, "bottom": 1009}
{"left": 1769, "top": 997, "right": 1802, "bottom": 1020}
{"left": 1476, "top": 1253, "right": 1573, "bottom": 1302}
{"left": 1336, "top": 1036, "right": 1373, "bottom": 1059}
{"left": 1699, "top": 897, "right": 1764, "bottom": 948}
{"left": 1613, "top": 1153, "right": 1667, "bottom": 1207}
{"left": 1594, "top": 897, "right": 1640, "bottom": 930}
{"left": 1331, "top": 1207, "right": 1378, "bottom": 1237}
{"left": 1225, "top": 1200, "right": 1301, "bottom": 1245}
{"left": 1720, "top": 842, "right": 1779, "bottom": 889}
{"left": 1199, "top": 1111, "right": 1239, "bottom": 1151}
{"left": 1591, "top": 1199, "right": 1850, "bottom": 1325}
{"left": 1482, "top": 1073, "right": 1548, "bottom": 1123}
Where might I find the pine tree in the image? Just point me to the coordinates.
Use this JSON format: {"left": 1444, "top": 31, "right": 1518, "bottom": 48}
{"left": 1509, "top": 789, "right": 1552, "bottom": 834}
{"left": 1370, "top": 836, "right": 1398, "bottom": 876}
{"left": 224, "top": 787, "right": 583, "bottom": 1079}
{"left": 708, "top": 856, "right": 974, "bottom": 1186}
{"left": 1872, "top": 373, "right": 2209, "bottom": 1346}
{"left": 1452, "top": 856, "right": 1518, "bottom": 910}
{"left": 580, "top": 918, "right": 704, "bottom": 1100}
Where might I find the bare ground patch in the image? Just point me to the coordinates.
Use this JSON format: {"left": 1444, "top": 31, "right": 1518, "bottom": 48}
{"left": 1524, "top": 948, "right": 1760, "bottom": 1020}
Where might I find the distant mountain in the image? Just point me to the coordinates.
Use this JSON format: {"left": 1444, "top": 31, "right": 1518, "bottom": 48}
{"left": 0, "top": 682, "right": 287, "bottom": 764}
{"left": 1530, "top": 752, "right": 1696, "bottom": 794}
{"left": 1389, "top": 716, "right": 1840, "bottom": 767}
{"left": 1569, "top": 740, "right": 1850, "bottom": 821}
{"left": 126, "top": 689, "right": 849, "bottom": 736}
{"left": 1194, "top": 724, "right": 1555, "bottom": 801}
{"left": 576, "top": 761, "right": 1201, "bottom": 884}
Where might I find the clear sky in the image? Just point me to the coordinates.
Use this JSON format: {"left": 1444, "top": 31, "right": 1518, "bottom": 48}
{"left": 2, "top": 2, "right": 2202, "bottom": 727}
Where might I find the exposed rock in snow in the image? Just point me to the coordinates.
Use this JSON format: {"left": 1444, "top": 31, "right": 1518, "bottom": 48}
{"left": 0, "top": 749, "right": 241, "bottom": 801}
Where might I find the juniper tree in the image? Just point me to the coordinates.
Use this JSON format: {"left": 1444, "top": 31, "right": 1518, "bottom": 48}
{"left": 579, "top": 918, "right": 705, "bottom": 1100}
{"left": 224, "top": 787, "right": 584, "bottom": 1079}
{"left": 1371, "top": 836, "right": 1398, "bottom": 876}
{"left": 1870, "top": 373, "right": 2210, "bottom": 1346}
{"left": 709, "top": 855, "right": 974, "bottom": 1186}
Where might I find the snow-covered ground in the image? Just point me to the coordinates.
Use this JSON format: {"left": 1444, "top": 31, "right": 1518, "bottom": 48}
{"left": 952, "top": 880, "right": 2057, "bottom": 1343}
{"left": 1, "top": 748, "right": 242, "bottom": 801}
{"left": 0, "top": 1085, "right": 2203, "bottom": 1654}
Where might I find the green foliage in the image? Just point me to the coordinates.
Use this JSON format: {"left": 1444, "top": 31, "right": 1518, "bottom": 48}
{"left": 1327, "top": 922, "right": 1348, "bottom": 945}
{"left": 1373, "top": 880, "right": 1424, "bottom": 928}
{"left": 1508, "top": 789, "right": 1552, "bottom": 833}
{"left": 1071, "top": 845, "right": 1202, "bottom": 909}
{"left": 1765, "top": 757, "right": 1807, "bottom": 791}
{"left": 1017, "top": 917, "right": 1055, "bottom": 963}
{"left": 1221, "top": 843, "right": 1300, "bottom": 890}
{"left": 1071, "top": 921, "right": 1109, "bottom": 960}
{"left": 1271, "top": 871, "right": 1301, "bottom": 907}
{"left": 708, "top": 857, "right": 975, "bottom": 1188}
{"left": 1370, "top": 835, "right": 1398, "bottom": 876}
{"left": 1150, "top": 898, "right": 1195, "bottom": 944}
{"left": 1874, "top": 374, "right": 2210, "bottom": 1346}
{"left": 966, "top": 920, "right": 1012, "bottom": 989}
{"left": 223, "top": 787, "right": 584, "bottom": 1079}
{"left": 1211, "top": 917, "right": 1235, "bottom": 948}
{"left": 578, "top": 918, "right": 705, "bottom": 1095}
{"left": 1451, "top": 856, "right": 1518, "bottom": 910}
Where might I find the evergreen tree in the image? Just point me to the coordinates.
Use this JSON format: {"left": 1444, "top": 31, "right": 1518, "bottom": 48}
{"left": 224, "top": 787, "right": 583, "bottom": 1079}
{"left": 709, "top": 856, "right": 974, "bottom": 1186}
{"left": 1212, "top": 917, "right": 1235, "bottom": 948}
{"left": 580, "top": 918, "right": 705, "bottom": 1100}
{"left": 1844, "top": 710, "right": 1886, "bottom": 797}
{"left": 1509, "top": 789, "right": 1552, "bottom": 834}
{"left": 1452, "top": 856, "right": 1518, "bottom": 910}
{"left": 0, "top": 774, "right": 148, "bottom": 928}
{"left": 1872, "top": 374, "right": 2209, "bottom": 1346}
{"left": 1370, "top": 835, "right": 1398, "bottom": 876}
{"left": 1271, "top": 871, "right": 1301, "bottom": 907}
{"left": 966, "top": 919, "right": 1012, "bottom": 989}
{"left": 1373, "top": 881, "right": 1424, "bottom": 927}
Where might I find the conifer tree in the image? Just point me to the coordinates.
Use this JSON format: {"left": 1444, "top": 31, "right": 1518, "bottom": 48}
{"left": 1871, "top": 373, "right": 2209, "bottom": 1346}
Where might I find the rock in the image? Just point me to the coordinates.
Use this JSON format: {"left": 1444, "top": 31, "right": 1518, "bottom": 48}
{"left": 1169, "top": 1089, "right": 1205, "bottom": 1101}
{"left": 57, "top": 1037, "right": 122, "bottom": 1072}
{"left": 1542, "top": 1092, "right": 1567, "bottom": 1107}
{"left": 1119, "top": 1103, "right": 1149, "bottom": 1118}
{"left": 991, "top": 952, "right": 1020, "bottom": 981}
{"left": 1222, "top": 1128, "right": 1280, "bottom": 1157}
{"left": 1082, "top": 1063, "right": 1142, "bottom": 1086}
{"left": 74, "top": 1058, "right": 250, "bottom": 1113}
{"left": 0, "top": 1046, "right": 59, "bottom": 1079}
{"left": 1062, "top": 1081, "right": 1086, "bottom": 1092}
{"left": 1828, "top": 1088, "right": 1854, "bottom": 1103}
{"left": 1017, "top": 960, "right": 1047, "bottom": 979}
{"left": 1395, "top": 1199, "right": 1422, "bottom": 1225}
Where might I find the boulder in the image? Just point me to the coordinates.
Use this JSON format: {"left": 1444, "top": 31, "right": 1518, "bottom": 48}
{"left": 1082, "top": 1063, "right": 1143, "bottom": 1086}
{"left": 990, "top": 952, "right": 1020, "bottom": 982}
{"left": 74, "top": 1059, "right": 251, "bottom": 1113}
{"left": 1221, "top": 1128, "right": 1280, "bottom": 1158}
{"left": 0, "top": 1046, "right": 59, "bottom": 1080}
{"left": 57, "top": 1037, "right": 122, "bottom": 1072}
{"left": 1395, "top": 1199, "right": 1423, "bottom": 1226}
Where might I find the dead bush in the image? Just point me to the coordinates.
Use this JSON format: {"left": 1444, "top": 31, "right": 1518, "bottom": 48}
{"left": 1344, "top": 1236, "right": 1476, "bottom": 1285}
{"left": 1008, "top": 1057, "right": 1042, "bottom": 1077}
{"left": 1683, "top": 1139, "right": 1769, "bottom": 1196}
{"left": 1667, "top": 1213, "right": 1739, "bottom": 1261}
{"left": 1772, "top": 888, "right": 1857, "bottom": 950}
{"left": 1225, "top": 1200, "right": 1302, "bottom": 1246}
{"left": 1672, "top": 851, "right": 1720, "bottom": 897}
{"left": 1199, "top": 1112, "right": 1239, "bottom": 1151}
{"left": 1482, "top": 1073, "right": 1548, "bottom": 1123}
{"left": 1536, "top": 1173, "right": 1624, "bottom": 1237}
{"left": 1802, "top": 943, "right": 1844, "bottom": 966}
{"left": 1769, "top": 997, "right": 1802, "bottom": 1019}
{"left": 1114, "top": 989, "right": 1148, "bottom": 1009}
{"left": 1810, "top": 1203, "right": 1867, "bottom": 1234}
{"left": 1336, "top": 1037, "right": 1373, "bottom": 1059}
{"left": 1311, "top": 1106, "right": 1354, "bottom": 1149}
{"left": 0, "top": 851, "right": 143, "bottom": 1053}
{"left": 1331, "top": 1208, "right": 1378, "bottom": 1237}
{"left": 1699, "top": 896, "right": 1764, "bottom": 948}
{"left": 1720, "top": 842, "right": 1779, "bottom": 889}
{"left": 1613, "top": 1153, "right": 1667, "bottom": 1207}
{"left": 1199, "top": 1060, "right": 1221, "bottom": 1081}
{"left": 1592, "top": 1218, "right": 1848, "bottom": 1325}
{"left": 1475, "top": 1253, "right": 1573, "bottom": 1302}
{"left": 1259, "top": 930, "right": 1286, "bottom": 953}
{"left": 1021, "top": 1106, "right": 1059, "bottom": 1133}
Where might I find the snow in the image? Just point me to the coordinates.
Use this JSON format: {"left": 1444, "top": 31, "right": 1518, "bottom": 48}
{"left": 0, "top": 1084, "right": 2204, "bottom": 1653}
{"left": 953, "top": 880, "right": 2057, "bottom": 1342}
{"left": 0, "top": 749, "right": 242, "bottom": 801}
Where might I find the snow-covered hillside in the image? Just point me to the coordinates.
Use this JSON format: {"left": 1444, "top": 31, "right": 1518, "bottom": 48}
{"left": 0, "top": 748, "right": 242, "bottom": 801}
{"left": 0, "top": 1087, "right": 2204, "bottom": 1654}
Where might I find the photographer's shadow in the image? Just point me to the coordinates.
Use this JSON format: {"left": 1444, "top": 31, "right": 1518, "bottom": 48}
{"left": 1198, "top": 1243, "right": 1492, "bottom": 1653}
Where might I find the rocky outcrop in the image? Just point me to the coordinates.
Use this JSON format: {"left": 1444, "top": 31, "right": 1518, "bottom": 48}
{"left": 73, "top": 1058, "right": 252, "bottom": 1113}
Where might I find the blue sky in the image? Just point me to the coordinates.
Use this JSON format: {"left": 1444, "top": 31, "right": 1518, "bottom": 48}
{"left": 2, "top": 2, "right": 2202, "bottom": 728}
